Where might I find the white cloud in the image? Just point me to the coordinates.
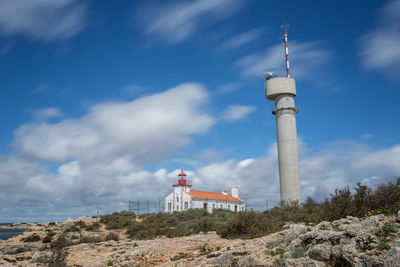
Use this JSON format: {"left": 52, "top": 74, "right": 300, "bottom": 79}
{"left": 220, "top": 105, "right": 255, "bottom": 121}
{"left": 359, "top": 0, "right": 400, "bottom": 78}
{"left": 32, "top": 84, "right": 52, "bottom": 94}
{"left": 1, "top": 138, "right": 400, "bottom": 221}
{"left": 192, "top": 141, "right": 400, "bottom": 210}
{"left": 29, "top": 107, "right": 63, "bottom": 121}
{"left": 219, "top": 28, "right": 263, "bottom": 50}
{"left": 236, "top": 41, "right": 331, "bottom": 78}
{"left": 121, "top": 84, "right": 150, "bottom": 96}
{"left": 14, "top": 83, "right": 215, "bottom": 164}
{"left": 137, "top": 0, "right": 242, "bottom": 44}
{"left": 0, "top": 84, "right": 399, "bottom": 221}
{"left": 0, "top": 0, "right": 86, "bottom": 41}
{"left": 215, "top": 82, "right": 241, "bottom": 95}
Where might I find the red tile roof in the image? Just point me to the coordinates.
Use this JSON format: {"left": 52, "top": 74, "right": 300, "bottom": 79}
{"left": 188, "top": 190, "right": 244, "bottom": 203}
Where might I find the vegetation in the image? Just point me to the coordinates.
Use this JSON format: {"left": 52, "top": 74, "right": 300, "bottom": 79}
{"left": 21, "top": 233, "right": 41, "bottom": 242}
{"left": 50, "top": 234, "right": 71, "bottom": 249}
{"left": 84, "top": 222, "right": 101, "bottom": 231}
{"left": 272, "top": 248, "right": 286, "bottom": 256}
{"left": 94, "top": 178, "right": 400, "bottom": 240}
{"left": 64, "top": 225, "right": 80, "bottom": 232}
{"left": 100, "top": 211, "right": 136, "bottom": 229}
{"left": 42, "top": 234, "right": 53, "bottom": 243}
{"left": 291, "top": 248, "right": 305, "bottom": 258}
{"left": 170, "top": 253, "right": 188, "bottom": 261}
{"left": 377, "top": 239, "right": 391, "bottom": 250}
{"left": 77, "top": 235, "right": 102, "bottom": 244}
{"left": 105, "top": 232, "right": 120, "bottom": 241}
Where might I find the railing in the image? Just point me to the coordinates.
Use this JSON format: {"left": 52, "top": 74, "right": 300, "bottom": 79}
{"left": 172, "top": 179, "right": 192, "bottom": 186}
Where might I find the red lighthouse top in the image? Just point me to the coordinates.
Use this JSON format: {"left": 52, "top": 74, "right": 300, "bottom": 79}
{"left": 178, "top": 169, "right": 187, "bottom": 185}
{"left": 173, "top": 169, "right": 192, "bottom": 186}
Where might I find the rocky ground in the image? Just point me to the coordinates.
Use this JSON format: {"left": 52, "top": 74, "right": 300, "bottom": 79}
{"left": 1, "top": 214, "right": 400, "bottom": 266}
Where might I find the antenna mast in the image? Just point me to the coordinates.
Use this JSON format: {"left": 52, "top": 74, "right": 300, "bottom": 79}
{"left": 282, "top": 24, "right": 291, "bottom": 78}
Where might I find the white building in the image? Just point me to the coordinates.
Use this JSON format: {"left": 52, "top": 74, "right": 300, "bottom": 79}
{"left": 164, "top": 169, "right": 246, "bottom": 213}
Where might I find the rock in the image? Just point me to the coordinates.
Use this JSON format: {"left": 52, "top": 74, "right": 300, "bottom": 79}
{"left": 301, "top": 230, "right": 344, "bottom": 247}
{"left": 282, "top": 224, "right": 309, "bottom": 242}
{"left": 32, "top": 250, "right": 53, "bottom": 264}
{"left": 315, "top": 221, "right": 332, "bottom": 231}
{"left": 389, "top": 246, "right": 400, "bottom": 257}
{"left": 307, "top": 243, "right": 332, "bottom": 262}
{"left": 354, "top": 233, "right": 378, "bottom": 250}
{"left": 3, "top": 245, "right": 31, "bottom": 255}
{"left": 236, "top": 250, "right": 271, "bottom": 266}
{"left": 362, "top": 217, "right": 382, "bottom": 227}
{"left": 1, "top": 214, "right": 400, "bottom": 266}
{"left": 272, "top": 257, "right": 325, "bottom": 267}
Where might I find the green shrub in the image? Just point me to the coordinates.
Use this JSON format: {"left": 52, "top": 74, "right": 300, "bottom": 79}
{"left": 272, "top": 248, "right": 286, "bottom": 256}
{"left": 64, "top": 225, "right": 80, "bottom": 232}
{"left": 22, "top": 234, "right": 41, "bottom": 242}
{"left": 291, "top": 248, "right": 305, "bottom": 258}
{"left": 381, "top": 225, "right": 396, "bottom": 235}
{"left": 170, "top": 253, "right": 187, "bottom": 261}
{"left": 74, "top": 221, "right": 86, "bottom": 228}
{"left": 46, "top": 231, "right": 56, "bottom": 237}
{"left": 50, "top": 234, "right": 71, "bottom": 249}
{"left": 105, "top": 232, "right": 119, "bottom": 241}
{"left": 199, "top": 244, "right": 207, "bottom": 253}
{"left": 100, "top": 211, "right": 136, "bottom": 230}
{"left": 78, "top": 235, "right": 102, "bottom": 244}
{"left": 106, "top": 261, "right": 113, "bottom": 266}
{"left": 377, "top": 240, "right": 391, "bottom": 250}
{"left": 84, "top": 222, "right": 101, "bottom": 231}
{"left": 42, "top": 235, "right": 53, "bottom": 243}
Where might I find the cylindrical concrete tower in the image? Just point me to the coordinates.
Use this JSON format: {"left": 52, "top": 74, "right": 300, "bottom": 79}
{"left": 264, "top": 25, "right": 301, "bottom": 205}
{"left": 265, "top": 77, "right": 301, "bottom": 205}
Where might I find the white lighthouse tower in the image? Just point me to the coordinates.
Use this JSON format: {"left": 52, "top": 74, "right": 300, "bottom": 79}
{"left": 264, "top": 25, "right": 301, "bottom": 205}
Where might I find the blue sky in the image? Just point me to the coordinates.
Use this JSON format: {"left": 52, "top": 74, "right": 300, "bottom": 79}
{"left": 0, "top": 0, "right": 399, "bottom": 222}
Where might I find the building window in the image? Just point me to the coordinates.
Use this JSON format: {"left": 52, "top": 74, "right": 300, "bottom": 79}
{"left": 228, "top": 204, "right": 231, "bottom": 210}
{"left": 184, "top": 202, "right": 188, "bottom": 210}
{"left": 220, "top": 204, "right": 223, "bottom": 209}
{"left": 176, "top": 197, "right": 179, "bottom": 202}
{"left": 168, "top": 203, "right": 171, "bottom": 211}
{"left": 212, "top": 204, "right": 215, "bottom": 210}
{"left": 242, "top": 207, "right": 245, "bottom": 211}
{"left": 203, "top": 203, "right": 208, "bottom": 209}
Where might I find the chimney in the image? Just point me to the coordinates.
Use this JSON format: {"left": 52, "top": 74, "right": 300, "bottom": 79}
{"left": 231, "top": 187, "right": 239, "bottom": 198}
{"left": 222, "top": 190, "right": 227, "bottom": 195}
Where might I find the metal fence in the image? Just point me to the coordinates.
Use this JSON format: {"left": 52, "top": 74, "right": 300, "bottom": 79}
{"left": 128, "top": 200, "right": 164, "bottom": 215}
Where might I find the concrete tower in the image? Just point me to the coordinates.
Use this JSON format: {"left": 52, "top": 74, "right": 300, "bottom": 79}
{"left": 264, "top": 25, "right": 301, "bottom": 205}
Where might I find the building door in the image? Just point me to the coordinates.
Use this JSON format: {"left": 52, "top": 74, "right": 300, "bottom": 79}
{"left": 203, "top": 203, "right": 207, "bottom": 210}
{"left": 235, "top": 205, "right": 237, "bottom": 212}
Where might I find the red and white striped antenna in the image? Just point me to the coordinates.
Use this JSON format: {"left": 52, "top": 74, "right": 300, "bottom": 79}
{"left": 281, "top": 24, "right": 291, "bottom": 78}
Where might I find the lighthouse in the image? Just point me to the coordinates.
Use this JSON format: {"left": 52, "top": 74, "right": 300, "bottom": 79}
{"left": 264, "top": 25, "right": 301, "bottom": 205}
{"left": 164, "top": 169, "right": 246, "bottom": 213}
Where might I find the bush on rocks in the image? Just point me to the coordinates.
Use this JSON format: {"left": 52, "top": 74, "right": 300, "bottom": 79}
{"left": 21, "top": 234, "right": 41, "bottom": 242}
{"left": 105, "top": 232, "right": 119, "bottom": 241}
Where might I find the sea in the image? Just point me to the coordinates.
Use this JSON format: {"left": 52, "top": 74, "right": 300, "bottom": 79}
{"left": 0, "top": 228, "right": 27, "bottom": 240}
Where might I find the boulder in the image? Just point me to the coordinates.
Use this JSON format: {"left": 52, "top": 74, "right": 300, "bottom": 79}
{"left": 307, "top": 243, "right": 332, "bottom": 262}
